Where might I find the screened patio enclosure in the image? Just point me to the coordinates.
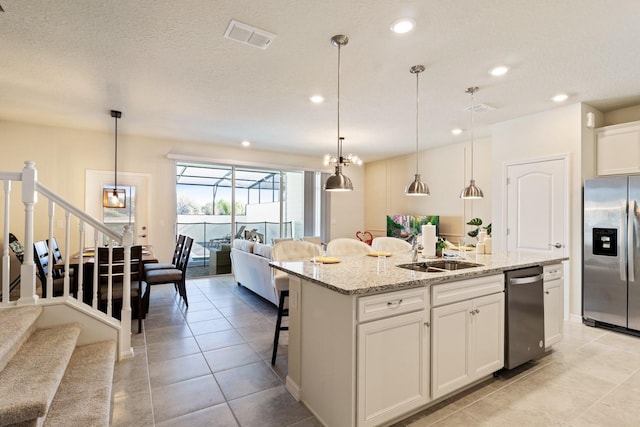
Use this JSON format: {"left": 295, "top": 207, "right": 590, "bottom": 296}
{"left": 175, "top": 163, "right": 309, "bottom": 277}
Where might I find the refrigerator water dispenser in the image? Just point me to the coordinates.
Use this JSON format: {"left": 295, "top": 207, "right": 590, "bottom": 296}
{"left": 593, "top": 228, "right": 617, "bottom": 256}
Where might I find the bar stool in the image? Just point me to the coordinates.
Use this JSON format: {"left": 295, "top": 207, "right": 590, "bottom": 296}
{"left": 270, "top": 240, "right": 322, "bottom": 365}
{"left": 271, "top": 289, "right": 289, "bottom": 365}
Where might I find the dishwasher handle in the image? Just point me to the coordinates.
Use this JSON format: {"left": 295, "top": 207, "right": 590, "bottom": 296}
{"left": 509, "top": 274, "right": 543, "bottom": 285}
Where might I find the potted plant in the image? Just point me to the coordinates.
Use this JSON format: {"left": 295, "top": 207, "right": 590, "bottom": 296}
{"left": 436, "top": 237, "right": 447, "bottom": 257}
{"left": 466, "top": 218, "right": 492, "bottom": 242}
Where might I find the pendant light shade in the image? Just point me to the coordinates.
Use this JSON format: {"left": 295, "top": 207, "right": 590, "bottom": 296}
{"left": 103, "top": 110, "right": 126, "bottom": 208}
{"left": 325, "top": 168, "right": 353, "bottom": 191}
{"left": 460, "top": 87, "right": 484, "bottom": 199}
{"left": 405, "top": 65, "right": 429, "bottom": 196}
{"left": 324, "top": 35, "right": 354, "bottom": 192}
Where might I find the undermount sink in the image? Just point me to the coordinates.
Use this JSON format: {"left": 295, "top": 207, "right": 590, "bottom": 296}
{"left": 397, "top": 260, "right": 484, "bottom": 273}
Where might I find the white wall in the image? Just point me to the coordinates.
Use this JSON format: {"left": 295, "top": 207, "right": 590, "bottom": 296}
{"left": 603, "top": 105, "right": 640, "bottom": 126}
{"left": 328, "top": 166, "right": 365, "bottom": 240}
{"left": 364, "top": 138, "right": 491, "bottom": 242}
{"left": 491, "top": 103, "right": 586, "bottom": 317}
{"left": 0, "top": 120, "right": 354, "bottom": 263}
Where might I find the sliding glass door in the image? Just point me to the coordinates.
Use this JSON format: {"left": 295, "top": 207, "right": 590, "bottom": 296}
{"left": 176, "top": 162, "right": 315, "bottom": 277}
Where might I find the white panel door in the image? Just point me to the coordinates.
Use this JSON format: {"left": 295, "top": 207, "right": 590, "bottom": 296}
{"left": 506, "top": 158, "right": 567, "bottom": 255}
{"left": 85, "top": 170, "right": 151, "bottom": 247}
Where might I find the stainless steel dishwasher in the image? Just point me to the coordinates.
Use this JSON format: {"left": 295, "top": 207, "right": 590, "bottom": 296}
{"left": 504, "top": 266, "right": 545, "bottom": 369}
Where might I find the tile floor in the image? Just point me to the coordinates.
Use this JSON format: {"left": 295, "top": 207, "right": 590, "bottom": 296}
{"left": 112, "top": 276, "right": 640, "bottom": 426}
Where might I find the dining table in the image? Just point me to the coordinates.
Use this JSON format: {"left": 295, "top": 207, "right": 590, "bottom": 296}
{"left": 60, "top": 246, "right": 158, "bottom": 305}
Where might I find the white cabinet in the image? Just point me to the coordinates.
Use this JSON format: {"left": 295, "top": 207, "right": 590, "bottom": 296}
{"left": 431, "top": 274, "right": 504, "bottom": 399}
{"left": 357, "top": 288, "right": 430, "bottom": 427}
{"left": 543, "top": 264, "right": 563, "bottom": 349}
{"left": 596, "top": 120, "right": 640, "bottom": 176}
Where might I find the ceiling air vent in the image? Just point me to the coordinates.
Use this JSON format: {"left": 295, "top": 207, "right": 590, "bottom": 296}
{"left": 464, "top": 103, "right": 495, "bottom": 113}
{"left": 224, "top": 20, "right": 276, "bottom": 50}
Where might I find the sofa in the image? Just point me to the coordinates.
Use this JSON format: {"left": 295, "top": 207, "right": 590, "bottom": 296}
{"left": 230, "top": 239, "right": 280, "bottom": 305}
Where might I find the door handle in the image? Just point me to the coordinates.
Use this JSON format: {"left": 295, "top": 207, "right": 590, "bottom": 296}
{"left": 629, "top": 200, "right": 636, "bottom": 283}
{"left": 548, "top": 243, "right": 562, "bottom": 249}
{"left": 509, "top": 274, "right": 543, "bottom": 285}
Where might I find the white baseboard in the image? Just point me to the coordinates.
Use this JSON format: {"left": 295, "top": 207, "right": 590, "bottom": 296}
{"left": 285, "top": 376, "right": 301, "bottom": 401}
{"left": 569, "top": 313, "right": 582, "bottom": 323}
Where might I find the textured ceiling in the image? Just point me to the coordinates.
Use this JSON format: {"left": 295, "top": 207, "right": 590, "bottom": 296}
{"left": 1, "top": 0, "right": 640, "bottom": 162}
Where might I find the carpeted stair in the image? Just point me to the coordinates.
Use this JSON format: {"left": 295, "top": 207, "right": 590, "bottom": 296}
{"left": 0, "top": 306, "right": 116, "bottom": 427}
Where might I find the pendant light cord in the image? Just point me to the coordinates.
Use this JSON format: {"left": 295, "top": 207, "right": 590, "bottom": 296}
{"left": 464, "top": 86, "right": 478, "bottom": 183}
{"left": 114, "top": 114, "right": 118, "bottom": 192}
{"left": 337, "top": 42, "right": 342, "bottom": 164}
{"left": 415, "top": 70, "right": 419, "bottom": 173}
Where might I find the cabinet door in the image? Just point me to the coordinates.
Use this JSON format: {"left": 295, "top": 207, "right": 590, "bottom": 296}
{"left": 470, "top": 292, "right": 505, "bottom": 379}
{"left": 544, "top": 280, "right": 563, "bottom": 348}
{"left": 597, "top": 122, "right": 640, "bottom": 176}
{"left": 357, "top": 310, "right": 430, "bottom": 427}
{"left": 431, "top": 300, "right": 471, "bottom": 399}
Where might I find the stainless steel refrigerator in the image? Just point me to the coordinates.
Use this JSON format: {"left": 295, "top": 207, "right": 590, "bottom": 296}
{"left": 583, "top": 176, "right": 640, "bottom": 331}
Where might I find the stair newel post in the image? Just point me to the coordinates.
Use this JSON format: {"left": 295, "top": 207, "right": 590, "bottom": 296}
{"left": 120, "top": 225, "right": 133, "bottom": 359}
{"left": 18, "top": 161, "right": 38, "bottom": 305}
{"left": 2, "top": 180, "right": 10, "bottom": 304}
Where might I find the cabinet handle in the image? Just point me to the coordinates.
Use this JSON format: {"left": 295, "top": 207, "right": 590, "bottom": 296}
{"left": 424, "top": 321, "right": 430, "bottom": 327}
{"left": 475, "top": 309, "right": 480, "bottom": 314}
{"left": 470, "top": 309, "right": 480, "bottom": 315}
{"left": 545, "top": 291, "right": 550, "bottom": 295}
{"left": 387, "top": 299, "right": 403, "bottom": 307}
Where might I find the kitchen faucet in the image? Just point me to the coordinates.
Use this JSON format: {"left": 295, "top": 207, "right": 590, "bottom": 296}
{"left": 411, "top": 235, "right": 421, "bottom": 262}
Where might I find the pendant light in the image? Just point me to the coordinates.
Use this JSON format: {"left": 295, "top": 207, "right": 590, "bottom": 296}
{"left": 460, "top": 86, "right": 484, "bottom": 199}
{"left": 324, "top": 34, "right": 354, "bottom": 192}
{"left": 103, "top": 110, "right": 126, "bottom": 208}
{"left": 405, "top": 65, "right": 430, "bottom": 196}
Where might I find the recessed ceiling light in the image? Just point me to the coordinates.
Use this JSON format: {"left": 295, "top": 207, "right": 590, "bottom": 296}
{"left": 309, "top": 95, "right": 325, "bottom": 104}
{"left": 489, "top": 66, "right": 509, "bottom": 76}
{"left": 390, "top": 18, "right": 415, "bottom": 34}
{"left": 552, "top": 93, "right": 568, "bottom": 102}
{"left": 451, "top": 128, "right": 463, "bottom": 136}
{"left": 241, "top": 140, "right": 251, "bottom": 147}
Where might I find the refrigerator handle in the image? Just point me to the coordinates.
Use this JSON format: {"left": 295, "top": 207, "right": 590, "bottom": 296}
{"left": 630, "top": 199, "right": 636, "bottom": 283}
{"left": 621, "top": 200, "right": 628, "bottom": 282}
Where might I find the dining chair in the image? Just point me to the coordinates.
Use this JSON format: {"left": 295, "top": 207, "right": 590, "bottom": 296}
{"left": 96, "top": 245, "right": 149, "bottom": 333}
{"left": 7, "top": 233, "right": 24, "bottom": 291}
{"left": 326, "top": 238, "right": 372, "bottom": 257}
{"left": 144, "top": 234, "right": 185, "bottom": 275}
{"left": 144, "top": 236, "right": 193, "bottom": 306}
{"left": 371, "top": 236, "right": 412, "bottom": 253}
{"left": 33, "top": 240, "right": 65, "bottom": 298}
{"left": 270, "top": 240, "right": 323, "bottom": 365}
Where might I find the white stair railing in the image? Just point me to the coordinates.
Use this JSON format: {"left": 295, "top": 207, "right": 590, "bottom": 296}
{"left": 1, "top": 161, "right": 132, "bottom": 358}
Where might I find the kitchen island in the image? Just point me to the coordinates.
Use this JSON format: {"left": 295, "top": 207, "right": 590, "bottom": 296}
{"left": 270, "top": 251, "right": 568, "bottom": 427}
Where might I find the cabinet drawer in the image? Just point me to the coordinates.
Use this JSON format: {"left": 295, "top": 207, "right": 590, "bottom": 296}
{"left": 543, "top": 264, "right": 563, "bottom": 281}
{"left": 431, "top": 274, "right": 504, "bottom": 307}
{"left": 358, "top": 288, "right": 429, "bottom": 322}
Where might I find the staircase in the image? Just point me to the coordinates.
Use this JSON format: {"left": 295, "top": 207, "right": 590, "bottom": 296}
{"left": 0, "top": 306, "right": 116, "bottom": 426}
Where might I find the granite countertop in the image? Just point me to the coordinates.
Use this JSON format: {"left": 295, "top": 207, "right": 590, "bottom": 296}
{"left": 270, "top": 251, "right": 569, "bottom": 296}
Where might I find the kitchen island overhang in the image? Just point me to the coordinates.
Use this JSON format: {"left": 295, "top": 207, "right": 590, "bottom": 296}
{"left": 270, "top": 251, "right": 569, "bottom": 296}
